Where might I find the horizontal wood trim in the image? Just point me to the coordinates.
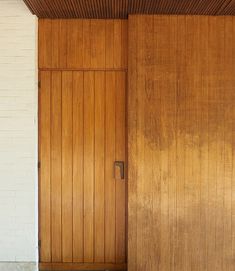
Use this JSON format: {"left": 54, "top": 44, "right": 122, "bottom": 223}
{"left": 39, "top": 68, "right": 127, "bottom": 72}
{"left": 39, "top": 262, "right": 127, "bottom": 270}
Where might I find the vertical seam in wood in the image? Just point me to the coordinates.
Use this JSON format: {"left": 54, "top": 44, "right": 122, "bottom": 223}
{"left": 93, "top": 71, "right": 96, "bottom": 263}
{"left": 183, "top": 16, "right": 186, "bottom": 271}
{"left": 114, "top": 71, "right": 116, "bottom": 263}
{"left": 206, "top": 16, "right": 209, "bottom": 266}
{"left": 89, "top": 20, "right": 91, "bottom": 68}
{"left": 104, "top": 71, "right": 106, "bottom": 263}
{"left": 214, "top": 19, "right": 218, "bottom": 263}
{"left": 199, "top": 17, "right": 202, "bottom": 270}
{"left": 105, "top": 21, "right": 108, "bottom": 69}
{"left": 222, "top": 17, "right": 226, "bottom": 270}
{"left": 82, "top": 71, "right": 85, "bottom": 262}
{"left": 103, "top": 71, "right": 105, "bottom": 262}
{"left": 61, "top": 71, "right": 63, "bottom": 262}
{"left": 135, "top": 17, "right": 138, "bottom": 270}
{"left": 114, "top": 71, "right": 117, "bottom": 263}
{"left": 72, "top": 71, "right": 74, "bottom": 262}
{"left": 66, "top": 21, "right": 68, "bottom": 68}
{"left": 125, "top": 70, "right": 128, "bottom": 264}
{"left": 112, "top": 20, "right": 114, "bottom": 69}
{"left": 50, "top": 20, "right": 52, "bottom": 69}
{"left": 38, "top": 70, "right": 40, "bottom": 261}
{"left": 121, "top": 21, "right": 123, "bottom": 69}
{"left": 174, "top": 16, "right": 178, "bottom": 270}
{"left": 50, "top": 71, "right": 52, "bottom": 262}
{"left": 231, "top": 17, "right": 234, "bottom": 267}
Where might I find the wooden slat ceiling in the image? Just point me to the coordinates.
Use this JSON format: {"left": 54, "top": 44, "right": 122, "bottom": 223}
{"left": 23, "top": 0, "right": 235, "bottom": 18}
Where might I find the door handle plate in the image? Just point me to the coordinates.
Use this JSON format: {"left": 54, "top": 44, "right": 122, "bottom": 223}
{"left": 114, "top": 161, "right": 125, "bottom": 180}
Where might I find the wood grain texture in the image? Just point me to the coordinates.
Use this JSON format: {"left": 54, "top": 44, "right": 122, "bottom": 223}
{"left": 24, "top": 0, "right": 235, "bottom": 18}
{"left": 39, "top": 20, "right": 52, "bottom": 68}
{"left": 105, "top": 72, "right": 116, "bottom": 263}
{"left": 39, "top": 71, "right": 127, "bottom": 267}
{"left": 51, "top": 71, "right": 62, "bottom": 262}
{"left": 72, "top": 72, "right": 84, "bottom": 263}
{"left": 128, "top": 15, "right": 235, "bottom": 271}
{"left": 38, "top": 19, "right": 127, "bottom": 70}
{"left": 39, "top": 71, "right": 51, "bottom": 262}
{"left": 94, "top": 71, "right": 105, "bottom": 262}
{"left": 83, "top": 71, "right": 95, "bottom": 263}
{"left": 61, "top": 72, "right": 73, "bottom": 262}
{"left": 115, "top": 72, "right": 126, "bottom": 263}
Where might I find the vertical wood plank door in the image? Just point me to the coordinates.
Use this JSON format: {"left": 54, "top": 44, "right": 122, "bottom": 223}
{"left": 39, "top": 71, "right": 127, "bottom": 271}
{"left": 128, "top": 15, "right": 235, "bottom": 271}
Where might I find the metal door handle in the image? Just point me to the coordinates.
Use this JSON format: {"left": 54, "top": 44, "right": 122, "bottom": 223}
{"left": 114, "top": 161, "right": 125, "bottom": 180}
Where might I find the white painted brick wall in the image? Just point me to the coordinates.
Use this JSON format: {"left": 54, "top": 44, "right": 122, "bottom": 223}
{"left": 0, "top": 0, "right": 38, "bottom": 262}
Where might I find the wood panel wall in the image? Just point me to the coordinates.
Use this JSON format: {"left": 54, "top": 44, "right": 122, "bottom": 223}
{"left": 39, "top": 19, "right": 127, "bottom": 70}
{"left": 128, "top": 15, "right": 235, "bottom": 271}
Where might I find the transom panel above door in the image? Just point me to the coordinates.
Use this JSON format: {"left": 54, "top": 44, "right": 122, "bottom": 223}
{"left": 39, "top": 70, "right": 126, "bottom": 270}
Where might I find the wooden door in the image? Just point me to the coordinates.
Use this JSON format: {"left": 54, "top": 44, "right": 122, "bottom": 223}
{"left": 39, "top": 70, "right": 126, "bottom": 270}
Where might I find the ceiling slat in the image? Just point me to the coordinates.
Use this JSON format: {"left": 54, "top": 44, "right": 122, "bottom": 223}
{"left": 23, "top": 0, "right": 235, "bottom": 18}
